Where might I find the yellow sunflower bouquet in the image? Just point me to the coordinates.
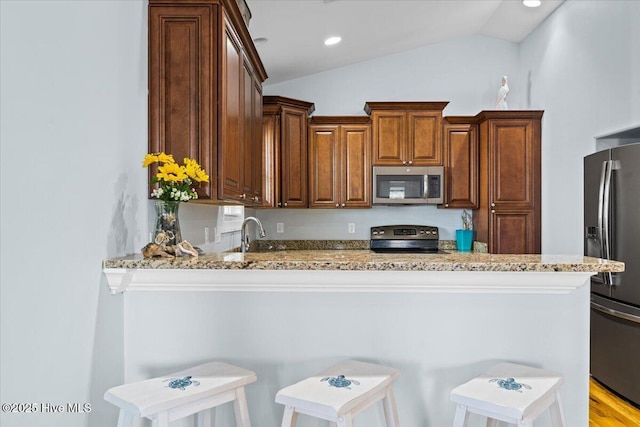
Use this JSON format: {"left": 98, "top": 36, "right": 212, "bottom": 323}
{"left": 143, "top": 152, "right": 209, "bottom": 201}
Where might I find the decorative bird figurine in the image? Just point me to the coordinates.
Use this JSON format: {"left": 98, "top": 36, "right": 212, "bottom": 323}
{"left": 496, "top": 75, "right": 509, "bottom": 110}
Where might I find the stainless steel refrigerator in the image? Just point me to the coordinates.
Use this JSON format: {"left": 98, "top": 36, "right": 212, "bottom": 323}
{"left": 584, "top": 142, "right": 640, "bottom": 406}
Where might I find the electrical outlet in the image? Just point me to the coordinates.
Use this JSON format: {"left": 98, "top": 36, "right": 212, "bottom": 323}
{"left": 276, "top": 222, "right": 284, "bottom": 233}
{"left": 204, "top": 227, "right": 210, "bottom": 244}
{"left": 348, "top": 223, "right": 356, "bottom": 233}
{"left": 214, "top": 226, "right": 221, "bottom": 243}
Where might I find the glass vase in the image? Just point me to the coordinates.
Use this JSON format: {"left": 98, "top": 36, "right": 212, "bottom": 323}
{"left": 153, "top": 200, "right": 182, "bottom": 246}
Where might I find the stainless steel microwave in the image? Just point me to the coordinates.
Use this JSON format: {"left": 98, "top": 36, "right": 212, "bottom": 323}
{"left": 372, "top": 166, "right": 444, "bottom": 204}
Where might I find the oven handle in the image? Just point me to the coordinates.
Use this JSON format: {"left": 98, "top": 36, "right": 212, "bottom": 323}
{"left": 591, "top": 300, "right": 640, "bottom": 324}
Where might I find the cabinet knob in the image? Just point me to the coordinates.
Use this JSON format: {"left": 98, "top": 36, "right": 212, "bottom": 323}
{"left": 445, "top": 203, "right": 449, "bottom": 207}
{"left": 277, "top": 202, "right": 282, "bottom": 207}
{"left": 284, "top": 202, "right": 288, "bottom": 207}
{"left": 336, "top": 204, "right": 339, "bottom": 207}
{"left": 491, "top": 210, "right": 496, "bottom": 214}
{"left": 408, "top": 160, "right": 413, "bottom": 165}
{"left": 491, "top": 202, "right": 495, "bottom": 207}
{"left": 341, "top": 203, "right": 345, "bottom": 207}
{"left": 240, "top": 193, "right": 246, "bottom": 199}
{"left": 402, "top": 161, "right": 407, "bottom": 165}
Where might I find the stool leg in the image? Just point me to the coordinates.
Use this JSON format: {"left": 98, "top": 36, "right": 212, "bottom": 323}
{"left": 196, "top": 408, "right": 213, "bottom": 427}
{"left": 382, "top": 387, "right": 400, "bottom": 427}
{"left": 153, "top": 412, "right": 169, "bottom": 427}
{"left": 336, "top": 414, "right": 353, "bottom": 427}
{"left": 117, "top": 410, "right": 134, "bottom": 427}
{"left": 452, "top": 404, "right": 469, "bottom": 427}
{"left": 281, "top": 406, "right": 298, "bottom": 427}
{"left": 549, "top": 391, "right": 566, "bottom": 427}
{"left": 233, "top": 387, "right": 251, "bottom": 427}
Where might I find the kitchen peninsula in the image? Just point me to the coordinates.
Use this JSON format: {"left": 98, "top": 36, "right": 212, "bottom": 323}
{"left": 103, "top": 248, "right": 622, "bottom": 426}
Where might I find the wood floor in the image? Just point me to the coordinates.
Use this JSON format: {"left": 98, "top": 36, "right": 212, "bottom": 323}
{"left": 590, "top": 377, "right": 640, "bottom": 426}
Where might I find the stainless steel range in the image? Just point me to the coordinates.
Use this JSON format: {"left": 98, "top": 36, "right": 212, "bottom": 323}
{"left": 370, "top": 225, "right": 441, "bottom": 253}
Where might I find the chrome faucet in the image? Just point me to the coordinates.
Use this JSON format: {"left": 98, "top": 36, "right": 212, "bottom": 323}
{"left": 241, "top": 216, "right": 266, "bottom": 253}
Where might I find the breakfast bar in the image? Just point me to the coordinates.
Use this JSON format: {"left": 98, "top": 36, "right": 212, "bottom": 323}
{"left": 103, "top": 249, "right": 623, "bottom": 426}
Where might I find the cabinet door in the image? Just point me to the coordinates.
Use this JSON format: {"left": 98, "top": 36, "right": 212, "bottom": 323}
{"left": 407, "top": 111, "right": 442, "bottom": 166}
{"left": 219, "top": 18, "right": 244, "bottom": 201}
{"left": 371, "top": 111, "right": 405, "bottom": 165}
{"left": 489, "top": 119, "right": 539, "bottom": 210}
{"left": 308, "top": 125, "right": 340, "bottom": 208}
{"left": 261, "top": 114, "right": 279, "bottom": 207}
{"left": 490, "top": 210, "right": 538, "bottom": 254}
{"left": 251, "top": 77, "right": 263, "bottom": 204}
{"left": 149, "top": 5, "right": 213, "bottom": 199}
{"left": 280, "top": 107, "right": 308, "bottom": 207}
{"left": 443, "top": 123, "right": 478, "bottom": 208}
{"left": 241, "top": 55, "right": 254, "bottom": 201}
{"left": 342, "top": 125, "right": 371, "bottom": 208}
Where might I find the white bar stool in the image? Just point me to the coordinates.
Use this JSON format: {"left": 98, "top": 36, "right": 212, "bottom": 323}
{"left": 275, "top": 360, "right": 400, "bottom": 427}
{"left": 104, "top": 361, "right": 256, "bottom": 427}
{"left": 450, "top": 362, "right": 566, "bottom": 427}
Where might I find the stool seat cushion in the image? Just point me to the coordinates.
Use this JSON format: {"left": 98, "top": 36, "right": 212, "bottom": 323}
{"left": 276, "top": 360, "right": 399, "bottom": 419}
{"left": 104, "top": 361, "right": 257, "bottom": 419}
{"left": 450, "top": 362, "right": 564, "bottom": 421}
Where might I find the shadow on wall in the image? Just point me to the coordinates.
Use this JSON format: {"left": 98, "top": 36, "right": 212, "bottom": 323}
{"left": 107, "top": 173, "right": 141, "bottom": 257}
{"left": 87, "top": 172, "right": 141, "bottom": 427}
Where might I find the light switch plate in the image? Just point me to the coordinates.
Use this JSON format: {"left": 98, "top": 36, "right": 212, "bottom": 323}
{"left": 348, "top": 223, "right": 356, "bottom": 233}
{"left": 277, "top": 223, "right": 284, "bottom": 233}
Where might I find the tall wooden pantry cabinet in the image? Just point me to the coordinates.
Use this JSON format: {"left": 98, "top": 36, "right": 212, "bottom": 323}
{"left": 473, "top": 111, "right": 543, "bottom": 254}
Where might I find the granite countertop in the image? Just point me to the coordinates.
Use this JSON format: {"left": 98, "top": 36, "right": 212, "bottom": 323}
{"left": 103, "top": 240, "right": 624, "bottom": 273}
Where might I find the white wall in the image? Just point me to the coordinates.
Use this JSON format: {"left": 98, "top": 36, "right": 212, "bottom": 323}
{"left": 519, "top": 0, "right": 640, "bottom": 254}
{"left": 0, "top": 2, "right": 144, "bottom": 426}
{"left": 258, "top": 35, "right": 521, "bottom": 240}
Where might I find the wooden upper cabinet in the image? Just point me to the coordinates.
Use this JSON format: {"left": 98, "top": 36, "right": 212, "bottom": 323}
{"left": 148, "top": 0, "right": 267, "bottom": 204}
{"left": 489, "top": 119, "right": 539, "bottom": 210}
{"left": 407, "top": 111, "right": 442, "bottom": 165}
{"left": 219, "top": 18, "right": 243, "bottom": 201}
{"left": 365, "top": 102, "right": 448, "bottom": 166}
{"left": 262, "top": 96, "right": 315, "bottom": 208}
{"left": 308, "top": 125, "right": 340, "bottom": 208}
{"left": 308, "top": 117, "right": 371, "bottom": 209}
{"left": 473, "top": 111, "right": 543, "bottom": 254}
{"left": 442, "top": 118, "right": 478, "bottom": 209}
{"left": 149, "top": 5, "right": 213, "bottom": 199}
{"left": 341, "top": 125, "right": 371, "bottom": 207}
{"left": 281, "top": 107, "right": 308, "bottom": 208}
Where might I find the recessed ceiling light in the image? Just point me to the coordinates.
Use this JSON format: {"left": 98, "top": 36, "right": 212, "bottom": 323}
{"left": 324, "top": 36, "right": 342, "bottom": 46}
{"left": 253, "top": 37, "right": 268, "bottom": 46}
{"left": 523, "top": 0, "right": 541, "bottom": 7}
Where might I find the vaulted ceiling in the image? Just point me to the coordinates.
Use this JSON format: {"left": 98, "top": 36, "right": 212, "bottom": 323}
{"left": 246, "top": 0, "right": 564, "bottom": 85}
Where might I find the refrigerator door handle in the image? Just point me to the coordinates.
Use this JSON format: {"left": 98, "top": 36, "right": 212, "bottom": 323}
{"left": 591, "top": 300, "right": 640, "bottom": 324}
{"left": 603, "top": 160, "right": 619, "bottom": 285}
{"left": 598, "top": 160, "right": 611, "bottom": 285}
